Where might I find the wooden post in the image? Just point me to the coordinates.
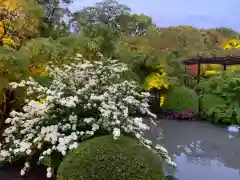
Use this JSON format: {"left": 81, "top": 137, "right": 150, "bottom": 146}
{"left": 223, "top": 58, "right": 227, "bottom": 71}
{"left": 197, "top": 59, "right": 201, "bottom": 84}
{"left": 184, "top": 66, "right": 187, "bottom": 85}
{"left": 196, "top": 58, "right": 201, "bottom": 116}
{"left": 223, "top": 62, "right": 227, "bottom": 71}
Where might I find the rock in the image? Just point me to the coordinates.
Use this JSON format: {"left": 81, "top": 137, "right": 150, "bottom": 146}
{"left": 228, "top": 134, "right": 235, "bottom": 139}
{"left": 227, "top": 125, "right": 240, "bottom": 133}
{"left": 165, "top": 175, "right": 178, "bottom": 180}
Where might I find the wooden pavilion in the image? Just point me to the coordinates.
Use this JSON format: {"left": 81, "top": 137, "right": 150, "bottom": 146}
{"left": 182, "top": 56, "right": 240, "bottom": 115}
{"left": 183, "top": 56, "right": 240, "bottom": 83}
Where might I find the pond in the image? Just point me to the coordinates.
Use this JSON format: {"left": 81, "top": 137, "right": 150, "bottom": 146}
{"left": 1, "top": 118, "right": 240, "bottom": 180}
{"left": 145, "top": 118, "right": 240, "bottom": 180}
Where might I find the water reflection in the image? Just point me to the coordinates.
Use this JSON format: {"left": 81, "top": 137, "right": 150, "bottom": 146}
{"left": 145, "top": 119, "right": 240, "bottom": 180}
{"left": 177, "top": 140, "right": 204, "bottom": 155}
{"left": 174, "top": 153, "right": 240, "bottom": 180}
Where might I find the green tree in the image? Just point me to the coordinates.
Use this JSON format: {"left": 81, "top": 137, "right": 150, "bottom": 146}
{"left": 71, "top": 0, "right": 130, "bottom": 32}
{"left": 115, "top": 13, "right": 153, "bottom": 36}
{"left": 36, "top": 0, "right": 73, "bottom": 39}
{"left": 0, "top": 0, "right": 44, "bottom": 48}
{"left": 69, "top": 0, "right": 154, "bottom": 59}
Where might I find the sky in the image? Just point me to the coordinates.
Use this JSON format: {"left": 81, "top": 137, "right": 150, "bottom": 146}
{"left": 68, "top": 0, "right": 240, "bottom": 32}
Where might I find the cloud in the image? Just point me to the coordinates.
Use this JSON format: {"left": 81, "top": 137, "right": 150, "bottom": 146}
{"left": 68, "top": 0, "right": 240, "bottom": 31}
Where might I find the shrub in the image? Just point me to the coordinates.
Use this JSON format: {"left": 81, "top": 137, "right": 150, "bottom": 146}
{"left": 57, "top": 135, "right": 165, "bottom": 180}
{"left": 197, "top": 72, "right": 240, "bottom": 124}
{"left": 201, "top": 94, "right": 226, "bottom": 113}
{"left": 201, "top": 94, "right": 228, "bottom": 122}
{"left": 0, "top": 53, "right": 174, "bottom": 178}
{"left": 201, "top": 94, "right": 239, "bottom": 124}
{"left": 162, "top": 86, "right": 198, "bottom": 114}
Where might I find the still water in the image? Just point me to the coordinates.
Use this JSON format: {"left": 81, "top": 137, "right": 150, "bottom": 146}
{"left": 1, "top": 119, "right": 240, "bottom": 180}
{"left": 146, "top": 119, "right": 240, "bottom": 180}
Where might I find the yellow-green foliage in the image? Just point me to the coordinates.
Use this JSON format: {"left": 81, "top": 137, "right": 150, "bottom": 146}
{"left": 29, "top": 63, "right": 49, "bottom": 77}
{"left": 0, "top": 0, "right": 44, "bottom": 48}
{"left": 0, "top": 48, "right": 29, "bottom": 83}
{"left": 57, "top": 135, "right": 165, "bottom": 180}
{"left": 160, "top": 96, "right": 164, "bottom": 107}
{"left": 222, "top": 39, "right": 240, "bottom": 71}
{"left": 203, "top": 70, "right": 219, "bottom": 76}
{"left": 223, "top": 39, "right": 240, "bottom": 50}
{"left": 144, "top": 72, "right": 169, "bottom": 90}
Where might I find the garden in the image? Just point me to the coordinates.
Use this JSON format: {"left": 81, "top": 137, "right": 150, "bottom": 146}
{"left": 0, "top": 0, "right": 240, "bottom": 179}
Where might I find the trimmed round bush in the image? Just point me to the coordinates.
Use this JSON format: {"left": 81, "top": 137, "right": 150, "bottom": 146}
{"left": 57, "top": 135, "right": 165, "bottom": 180}
{"left": 162, "top": 85, "right": 198, "bottom": 113}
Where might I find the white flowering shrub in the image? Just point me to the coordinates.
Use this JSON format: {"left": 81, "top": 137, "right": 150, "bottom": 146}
{"left": 0, "top": 54, "right": 175, "bottom": 178}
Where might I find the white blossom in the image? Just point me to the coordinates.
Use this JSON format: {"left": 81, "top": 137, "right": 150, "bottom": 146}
{"left": 113, "top": 128, "right": 120, "bottom": 140}
{"left": 46, "top": 167, "right": 52, "bottom": 178}
{"left": 25, "top": 162, "right": 30, "bottom": 167}
{"left": 20, "top": 169, "right": 25, "bottom": 176}
{"left": 155, "top": 144, "right": 168, "bottom": 154}
{"left": 0, "top": 55, "right": 175, "bottom": 177}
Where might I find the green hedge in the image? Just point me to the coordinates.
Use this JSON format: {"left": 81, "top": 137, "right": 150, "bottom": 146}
{"left": 162, "top": 85, "right": 198, "bottom": 113}
{"left": 57, "top": 135, "right": 165, "bottom": 180}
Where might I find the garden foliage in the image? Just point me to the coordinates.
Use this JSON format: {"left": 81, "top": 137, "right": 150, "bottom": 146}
{"left": 0, "top": 54, "right": 174, "bottom": 178}
{"left": 198, "top": 72, "right": 240, "bottom": 124}
{"left": 57, "top": 135, "right": 165, "bottom": 180}
{"left": 0, "top": 0, "right": 44, "bottom": 48}
{"left": 1, "top": 0, "right": 240, "bottom": 178}
{"left": 200, "top": 94, "right": 230, "bottom": 123}
{"left": 162, "top": 85, "right": 198, "bottom": 114}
